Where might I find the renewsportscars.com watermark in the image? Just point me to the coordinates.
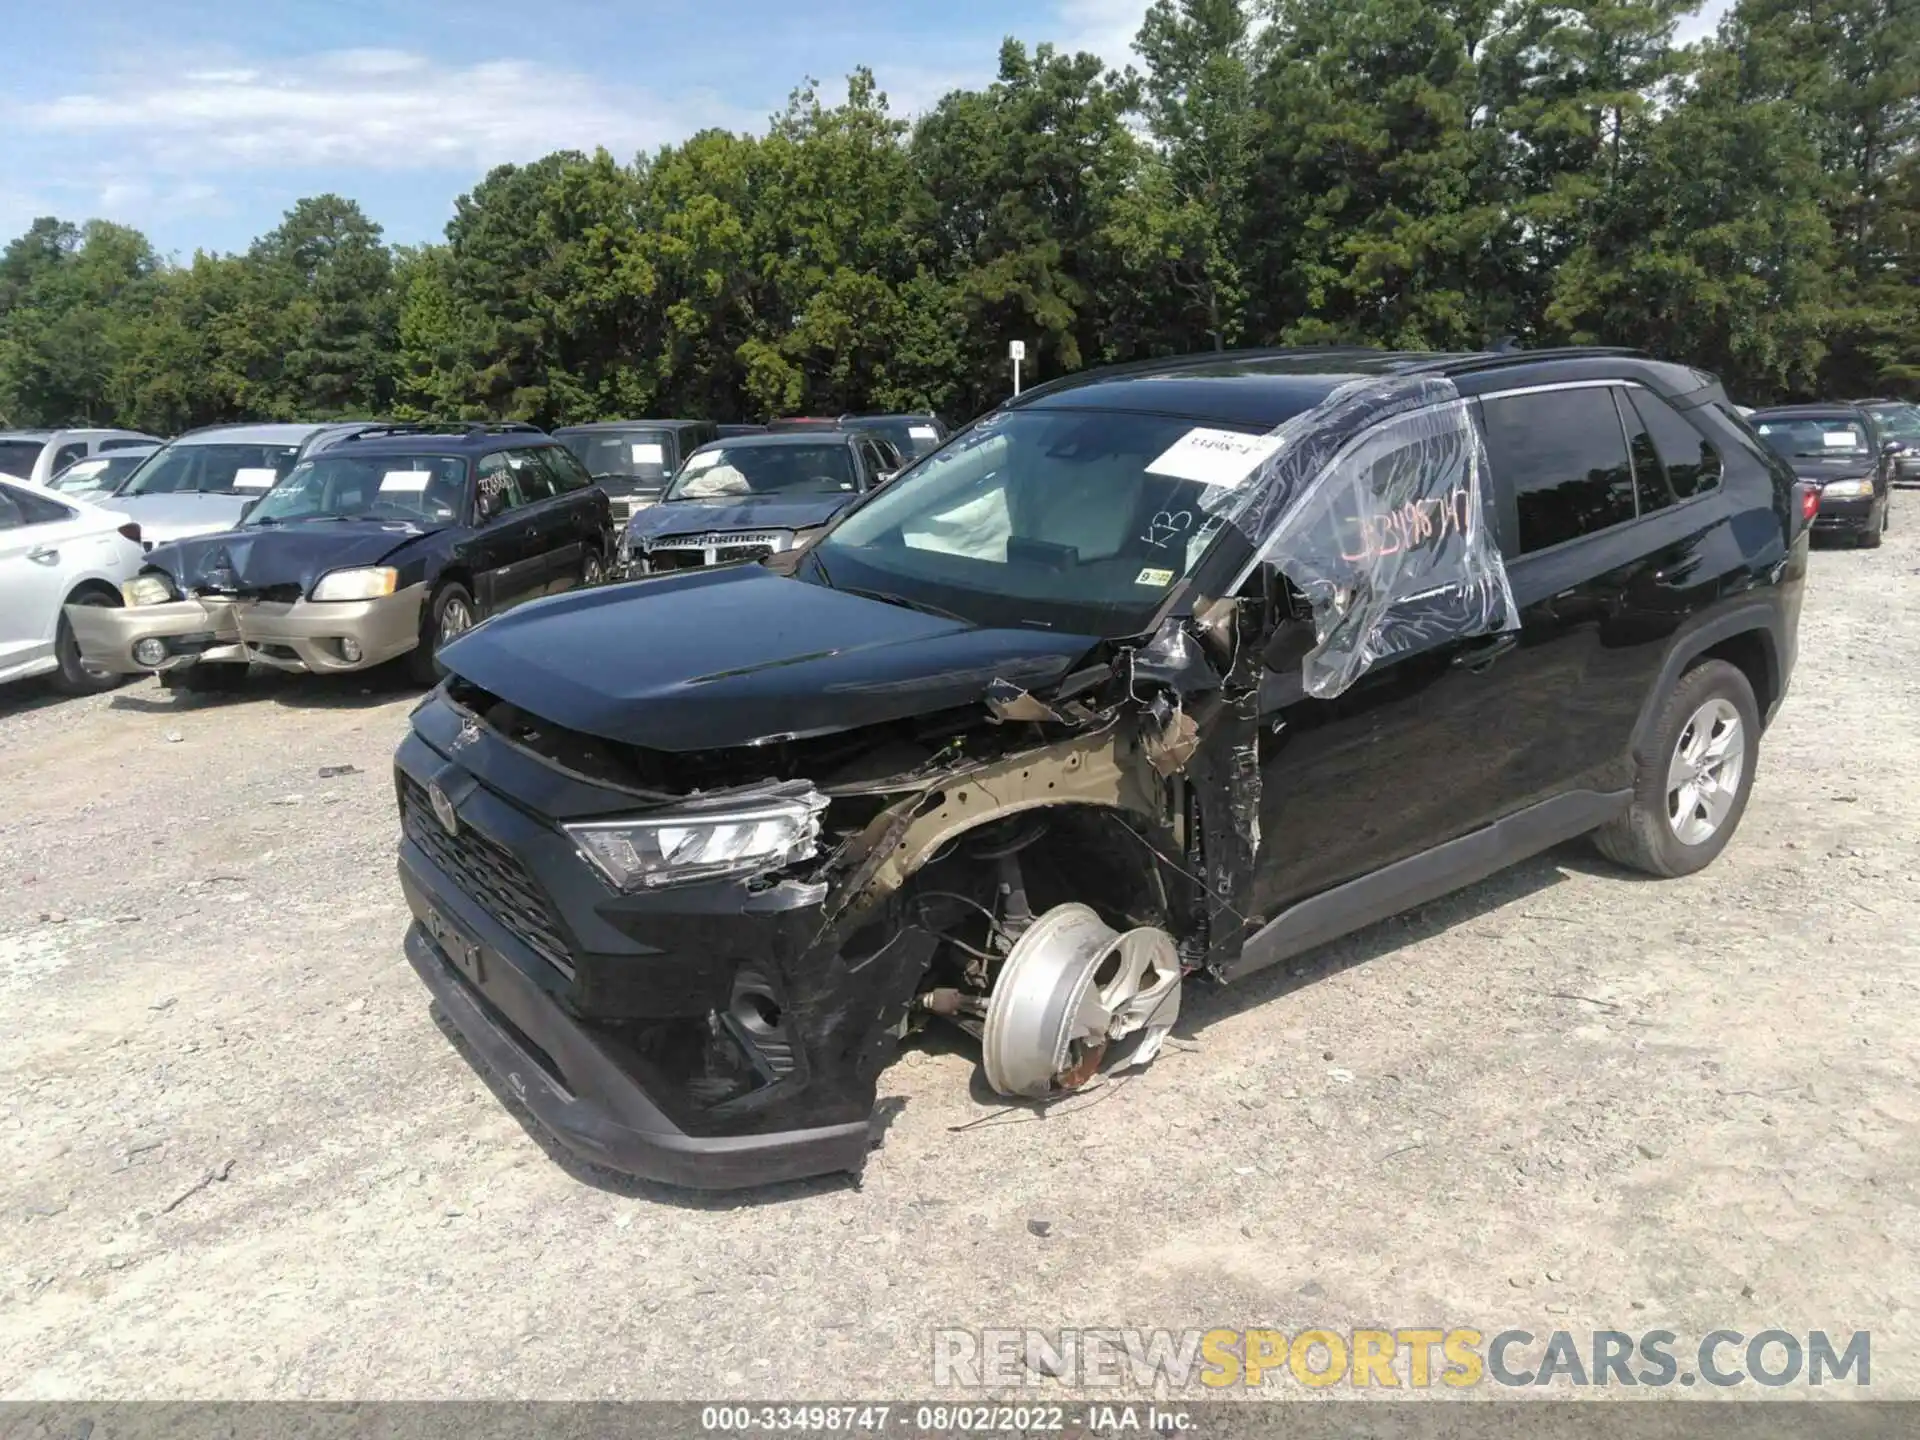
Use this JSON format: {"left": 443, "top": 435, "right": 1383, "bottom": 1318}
{"left": 933, "top": 1327, "right": 1870, "bottom": 1391}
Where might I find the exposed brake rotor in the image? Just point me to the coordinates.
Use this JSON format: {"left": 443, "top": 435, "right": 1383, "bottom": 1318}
{"left": 980, "top": 903, "right": 1182, "bottom": 1099}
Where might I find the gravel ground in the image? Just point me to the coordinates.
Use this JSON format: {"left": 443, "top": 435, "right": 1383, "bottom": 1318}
{"left": 2, "top": 525, "right": 1916, "bottom": 1403}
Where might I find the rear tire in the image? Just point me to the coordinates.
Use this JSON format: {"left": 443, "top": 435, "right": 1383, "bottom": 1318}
{"left": 410, "top": 582, "right": 475, "bottom": 685}
{"left": 50, "top": 593, "right": 123, "bottom": 697}
{"left": 1592, "top": 659, "right": 1759, "bottom": 878}
{"left": 580, "top": 548, "right": 605, "bottom": 589}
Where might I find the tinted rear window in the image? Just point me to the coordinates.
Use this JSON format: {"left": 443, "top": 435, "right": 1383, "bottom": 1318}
{"left": 1482, "top": 388, "right": 1637, "bottom": 554}
{"left": 0, "top": 440, "right": 46, "bottom": 478}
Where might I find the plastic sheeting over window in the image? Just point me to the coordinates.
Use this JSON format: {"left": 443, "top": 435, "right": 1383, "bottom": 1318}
{"left": 1208, "top": 375, "right": 1519, "bottom": 699}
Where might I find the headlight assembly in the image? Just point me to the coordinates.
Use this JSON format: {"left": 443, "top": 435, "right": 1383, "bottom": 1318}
{"left": 311, "top": 566, "right": 399, "bottom": 602}
{"left": 1821, "top": 478, "right": 1875, "bottom": 500}
{"left": 121, "top": 573, "right": 177, "bottom": 607}
{"left": 564, "top": 783, "right": 829, "bottom": 891}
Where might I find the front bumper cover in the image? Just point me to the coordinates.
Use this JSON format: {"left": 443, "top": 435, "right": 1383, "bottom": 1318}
{"left": 399, "top": 857, "right": 873, "bottom": 1190}
{"left": 1811, "top": 494, "right": 1876, "bottom": 534}
{"left": 66, "top": 584, "right": 427, "bottom": 675}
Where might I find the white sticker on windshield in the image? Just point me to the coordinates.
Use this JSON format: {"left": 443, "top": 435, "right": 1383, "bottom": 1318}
{"left": 682, "top": 451, "right": 720, "bottom": 471}
{"left": 231, "top": 468, "right": 279, "bottom": 490}
{"left": 1134, "top": 566, "right": 1174, "bottom": 587}
{"left": 1824, "top": 430, "right": 1859, "bottom": 449}
{"left": 1144, "top": 427, "right": 1287, "bottom": 487}
{"left": 381, "top": 470, "right": 432, "bottom": 492}
{"left": 631, "top": 442, "right": 665, "bottom": 465}
{"left": 909, "top": 425, "right": 938, "bottom": 441}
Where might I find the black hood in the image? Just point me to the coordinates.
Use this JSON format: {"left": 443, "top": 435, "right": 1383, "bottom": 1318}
{"left": 440, "top": 565, "right": 1100, "bottom": 752}
{"left": 147, "top": 520, "right": 436, "bottom": 595}
{"left": 625, "top": 492, "right": 859, "bottom": 544}
{"left": 1783, "top": 455, "right": 1876, "bottom": 482}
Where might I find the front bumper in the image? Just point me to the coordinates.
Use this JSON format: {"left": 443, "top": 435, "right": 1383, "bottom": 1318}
{"left": 390, "top": 693, "right": 931, "bottom": 1189}
{"left": 66, "top": 584, "right": 427, "bottom": 675}
{"left": 400, "top": 891, "right": 871, "bottom": 1190}
{"left": 1811, "top": 493, "right": 1877, "bottom": 536}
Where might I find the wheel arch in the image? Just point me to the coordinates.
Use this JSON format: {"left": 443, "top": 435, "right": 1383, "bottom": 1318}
{"left": 1630, "top": 605, "right": 1781, "bottom": 758}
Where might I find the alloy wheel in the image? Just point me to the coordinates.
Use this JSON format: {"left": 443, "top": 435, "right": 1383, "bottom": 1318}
{"left": 1666, "top": 697, "right": 1745, "bottom": 846}
{"left": 437, "top": 597, "right": 473, "bottom": 650}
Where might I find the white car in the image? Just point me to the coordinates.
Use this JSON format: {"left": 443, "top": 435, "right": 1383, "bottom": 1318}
{"left": 0, "top": 476, "right": 146, "bottom": 694}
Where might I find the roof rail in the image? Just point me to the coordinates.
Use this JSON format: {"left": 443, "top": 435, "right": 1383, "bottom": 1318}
{"left": 338, "top": 421, "right": 547, "bottom": 442}
{"left": 1005, "top": 345, "right": 1395, "bottom": 407}
{"left": 1437, "top": 345, "right": 1645, "bottom": 374}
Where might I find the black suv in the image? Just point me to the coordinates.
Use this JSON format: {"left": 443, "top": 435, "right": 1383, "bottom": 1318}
{"left": 73, "top": 424, "right": 613, "bottom": 691}
{"left": 393, "top": 347, "right": 1806, "bottom": 1189}
{"left": 552, "top": 419, "right": 720, "bottom": 526}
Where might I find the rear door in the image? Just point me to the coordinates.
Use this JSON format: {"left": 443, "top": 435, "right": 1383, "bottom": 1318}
{"left": 527, "top": 446, "right": 602, "bottom": 590}
{"left": 467, "top": 452, "right": 547, "bottom": 614}
{"left": 1476, "top": 382, "right": 1722, "bottom": 807}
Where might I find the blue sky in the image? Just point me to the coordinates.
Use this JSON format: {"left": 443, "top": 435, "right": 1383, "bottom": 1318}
{"left": 2, "top": 0, "right": 1733, "bottom": 260}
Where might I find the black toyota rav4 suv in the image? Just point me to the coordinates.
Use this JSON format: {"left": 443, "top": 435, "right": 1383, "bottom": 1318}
{"left": 393, "top": 347, "right": 1808, "bottom": 1190}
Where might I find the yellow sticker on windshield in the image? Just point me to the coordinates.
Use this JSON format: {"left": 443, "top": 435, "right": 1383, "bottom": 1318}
{"left": 1135, "top": 566, "right": 1175, "bottom": 587}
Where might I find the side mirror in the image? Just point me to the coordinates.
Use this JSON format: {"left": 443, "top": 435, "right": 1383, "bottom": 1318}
{"left": 238, "top": 499, "right": 259, "bottom": 523}
{"left": 1884, "top": 439, "right": 1906, "bottom": 457}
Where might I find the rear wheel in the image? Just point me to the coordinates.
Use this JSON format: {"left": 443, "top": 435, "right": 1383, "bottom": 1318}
{"left": 410, "top": 582, "right": 475, "bottom": 685}
{"left": 1593, "top": 659, "right": 1759, "bottom": 878}
{"left": 581, "top": 548, "right": 605, "bottom": 588}
{"left": 50, "top": 592, "right": 123, "bottom": 697}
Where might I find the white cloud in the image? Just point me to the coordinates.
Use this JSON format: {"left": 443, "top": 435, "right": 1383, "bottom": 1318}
{"left": 1053, "top": 0, "right": 1152, "bottom": 68}
{"left": 27, "top": 48, "right": 758, "bottom": 175}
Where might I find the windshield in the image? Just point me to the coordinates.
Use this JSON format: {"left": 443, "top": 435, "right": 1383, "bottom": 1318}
{"left": 0, "top": 440, "right": 45, "bottom": 479}
{"left": 120, "top": 443, "right": 301, "bottom": 496}
{"left": 246, "top": 453, "right": 467, "bottom": 525}
{"left": 560, "top": 429, "right": 673, "bottom": 488}
{"left": 860, "top": 419, "right": 945, "bottom": 459}
{"left": 50, "top": 454, "right": 144, "bottom": 495}
{"left": 1753, "top": 417, "right": 1870, "bottom": 458}
{"left": 807, "top": 409, "right": 1253, "bottom": 636}
{"left": 665, "top": 443, "right": 857, "bottom": 501}
{"left": 1865, "top": 404, "right": 1920, "bottom": 441}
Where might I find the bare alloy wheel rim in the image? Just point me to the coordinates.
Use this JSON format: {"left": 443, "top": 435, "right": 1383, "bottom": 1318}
{"left": 437, "top": 597, "right": 473, "bottom": 650}
{"left": 1667, "top": 697, "right": 1745, "bottom": 846}
{"left": 584, "top": 554, "right": 604, "bottom": 585}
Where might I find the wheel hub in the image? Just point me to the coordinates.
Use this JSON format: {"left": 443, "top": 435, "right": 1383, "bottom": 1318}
{"left": 1666, "top": 697, "right": 1745, "bottom": 846}
{"left": 980, "top": 903, "right": 1182, "bottom": 1099}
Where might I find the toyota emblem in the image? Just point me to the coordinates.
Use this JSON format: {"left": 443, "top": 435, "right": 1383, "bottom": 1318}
{"left": 427, "top": 781, "right": 458, "bottom": 835}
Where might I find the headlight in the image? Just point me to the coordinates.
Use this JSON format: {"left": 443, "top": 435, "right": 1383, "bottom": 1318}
{"left": 121, "top": 573, "right": 177, "bottom": 607}
{"left": 311, "top": 567, "right": 399, "bottom": 602}
{"left": 563, "top": 784, "right": 829, "bottom": 891}
{"left": 1822, "top": 478, "right": 1875, "bottom": 499}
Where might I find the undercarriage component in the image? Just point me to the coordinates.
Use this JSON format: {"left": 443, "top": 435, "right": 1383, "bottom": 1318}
{"left": 979, "top": 902, "right": 1182, "bottom": 1099}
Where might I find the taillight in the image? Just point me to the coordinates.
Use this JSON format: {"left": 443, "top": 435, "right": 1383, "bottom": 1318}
{"left": 118, "top": 521, "right": 142, "bottom": 544}
{"left": 1799, "top": 485, "right": 1820, "bottom": 523}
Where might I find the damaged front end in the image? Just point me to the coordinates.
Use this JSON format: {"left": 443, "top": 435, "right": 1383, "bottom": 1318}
{"left": 396, "top": 631, "right": 1243, "bottom": 1187}
{"left": 396, "top": 372, "right": 1517, "bottom": 1188}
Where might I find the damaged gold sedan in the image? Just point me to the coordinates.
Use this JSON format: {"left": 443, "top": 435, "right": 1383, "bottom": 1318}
{"left": 393, "top": 347, "right": 1804, "bottom": 1188}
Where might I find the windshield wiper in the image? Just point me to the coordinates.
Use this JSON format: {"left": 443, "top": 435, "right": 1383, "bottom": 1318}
{"left": 835, "top": 586, "right": 967, "bottom": 622}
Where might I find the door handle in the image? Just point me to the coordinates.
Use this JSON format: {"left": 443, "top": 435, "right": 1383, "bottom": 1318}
{"left": 27, "top": 546, "right": 59, "bottom": 565}
{"left": 1451, "top": 632, "right": 1517, "bottom": 673}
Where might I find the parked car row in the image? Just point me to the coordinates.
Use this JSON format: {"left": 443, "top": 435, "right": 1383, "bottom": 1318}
{"left": 1, "top": 408, "right": 944, "bottom": 701}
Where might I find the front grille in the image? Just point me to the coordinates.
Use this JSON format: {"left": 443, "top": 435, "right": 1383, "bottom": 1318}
{"left": 645, "top": 530, "right": 783, "bottom": 571}
{"left": 399, "top": 775, "right": 575, "bottom": 979}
